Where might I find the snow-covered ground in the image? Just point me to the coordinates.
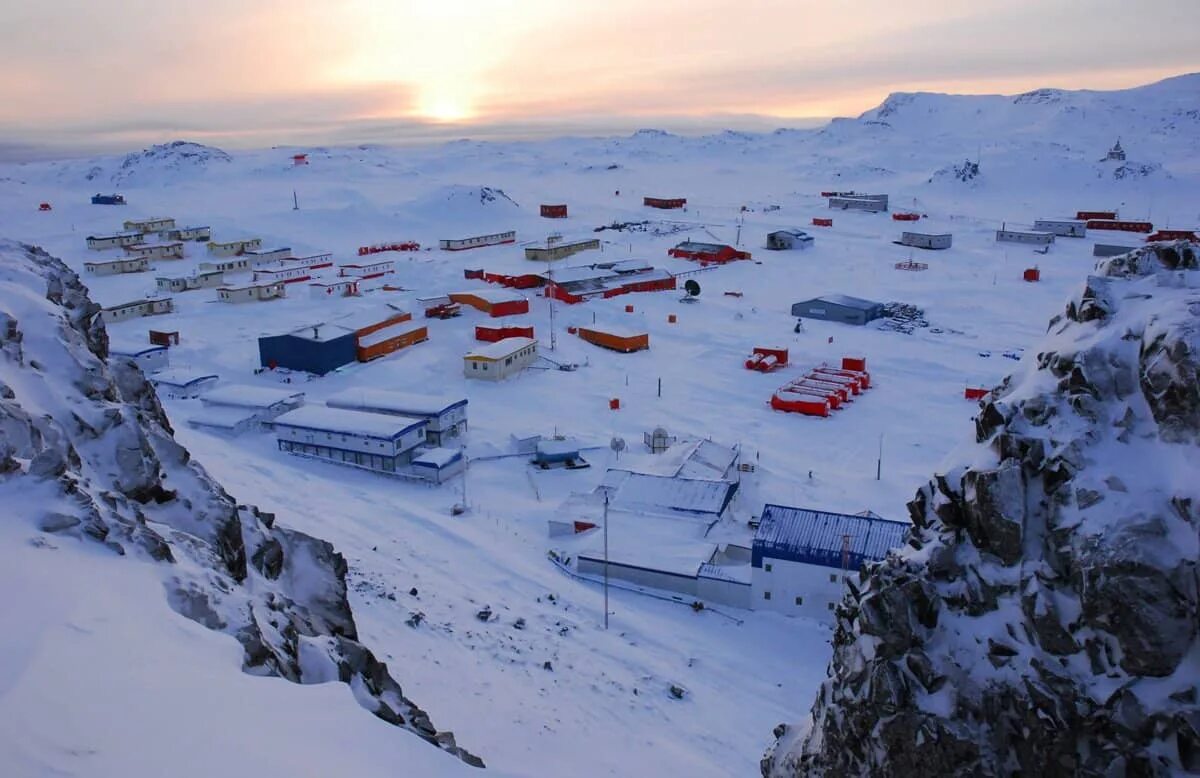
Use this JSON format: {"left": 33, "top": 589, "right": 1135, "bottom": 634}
{"left": 2, "top": 74, "right": 1198, "bottom": 776}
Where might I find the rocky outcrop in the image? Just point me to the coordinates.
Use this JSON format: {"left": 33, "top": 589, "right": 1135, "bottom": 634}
{"left": 0, "top": 240, "right": 481, "bottom": 768}
{"left": 763, "top": 242, "right": 1200, "bottom": 777}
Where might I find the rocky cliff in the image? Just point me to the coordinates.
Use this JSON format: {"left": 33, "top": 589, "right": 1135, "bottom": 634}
{"left": 0, "top": 239, "right": 481, "bottom": 768}
{"left": 763, "top": 241, "right": 1200, "bottom": 777}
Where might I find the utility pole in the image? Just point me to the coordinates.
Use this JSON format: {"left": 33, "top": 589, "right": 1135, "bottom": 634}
{"left": 876, "top": 434, "right": 883, "bottom": 481}
{"left": 548, "top": 263, "right": 557, "bottom": 351}
{"left": 603, "top": 491, "right": 610, "bottom": 630}
{"left": 293, "top": 190, "right": 299, "bottom": 211}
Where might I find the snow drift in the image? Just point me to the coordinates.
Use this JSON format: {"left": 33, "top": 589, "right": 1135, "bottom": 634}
{"left": 763, "top": 241, "right": 1200, "bottom": 776}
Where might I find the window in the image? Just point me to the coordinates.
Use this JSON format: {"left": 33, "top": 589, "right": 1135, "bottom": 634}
{"left": 795, "top": 596, "right": 803, "bottom": 605}
{"left": 764, "top": 563, "right": 772, "bottom": 573}
{"left": 763, "top": 591, "right": 772, "bottom": 601}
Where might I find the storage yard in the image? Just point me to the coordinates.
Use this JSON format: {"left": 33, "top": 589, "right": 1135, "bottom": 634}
{"left": 4, "top": 115, "right": 1196, "bottom": 777}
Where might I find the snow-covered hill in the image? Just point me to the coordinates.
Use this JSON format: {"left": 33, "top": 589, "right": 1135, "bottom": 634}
{"left": 763, "top": 241, "right": 1200, "bottom": 776}
{"left": 0, "top": 240, "right": 482, "bottom": 774}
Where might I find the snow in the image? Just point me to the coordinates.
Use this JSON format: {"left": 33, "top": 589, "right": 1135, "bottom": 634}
{"left": 0, "top": 517, "right": 488, "bottom": 778}
{"left": 326, "top": 387, "right": 466, "bottom": 417}
{"left": 465, "top": 337, "right": 536, "bottom": 359}
{"left": 412, "top": 447, "right": 464, "bottom": 468}
{"left": 357, "top": 319, "right": 426, "bottom": 348}
{"left": 150, "top": 367, "right": 219, "bottom": 388}
{"left": 186, "top": 404, "right": 261, "bottom": 431}
{"left": 201, "top": 383, "right": 304, "bottom": 409}
{"left": 273, "top": 405, "right": 426, "bottom": 438}
{"left": 601, "top": 470, "right": 737, "bottom": 519}
{"left": 2, "top": 72, "right": 1198, "bottom": 777}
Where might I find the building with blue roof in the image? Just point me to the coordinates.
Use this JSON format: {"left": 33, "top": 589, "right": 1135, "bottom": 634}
{"left": 752, "top": 504, "right": 909, "bottom": 621}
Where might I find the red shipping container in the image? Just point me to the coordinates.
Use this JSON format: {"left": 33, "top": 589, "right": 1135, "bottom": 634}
{"left": 812, "top": 217, "right": 833, "bottom": 227}
{"left": 964, "top": 387, "right": 990, "bottom": 400}
{"left": 1023, "top": 268, "right": 1040, "bottom": 282}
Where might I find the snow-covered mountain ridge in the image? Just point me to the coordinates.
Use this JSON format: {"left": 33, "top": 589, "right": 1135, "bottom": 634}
{"left": 0, "top": 239, "right": 481, "bottom": 770}
{"left": 763, "top": 241, "right": 1200, "bottom": 776}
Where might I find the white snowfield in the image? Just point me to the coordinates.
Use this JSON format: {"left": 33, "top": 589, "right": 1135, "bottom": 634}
{"left": 1, "top": 73, "right": 1199, "bottom": 777}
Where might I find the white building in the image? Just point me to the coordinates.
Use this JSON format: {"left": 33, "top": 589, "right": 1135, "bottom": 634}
{"left": 325, "top": 388, "right": 468, "bottom": 446}
{"left": 98, "top": 297, "right": 174, "bottom": 324}
{"left": 827, "top": 194, "right": 888, "bottom": 212}
{"left": 199, "top": 257, "right": 252, "bottom": 274}
{"left": 273, "top": 406, "right": 429, "bottom": 474}
{"left": 124, "top": 241, "right": 185, "bottom": 260}
{"left": 159, "top": 225, "right": 211, "bottom": 242}
{"left": 109, "top": 344, "right": 169, "bottom": 373}
{"left": 337, "top": 260, "right": 395, "bottom": 279}
{"left": 996, "top": 229, "right": 1055, "bottom": 246}
{"left": 899, "top": 231, "right": 952, "bottom": 250}
{"left": 156, "top": 269, "right": 225, "bottom": 293}
{"left": 281, "top": 252, "right": 334, "bottom": 270}
{"left": 149, "top": 369, "right": 219, "bottom": 399}
{"left": 1033, "top": 219, "right": 1087, "bottom": 238}
{"left": 188, "top": 384, "right": 305, "bottom": 435}
{"left": 252, "top": 264, "right": 315, "bottom": 284}
{"left": 309, "top": 279, "right": 361, "bottom": 298}
{"left": 245, "top": 247, "right": 293, "bottom": 267}
{"left": 765, "top": 230, "right": 813, "bottom": 250}
{"left": 216, "top": 281, "right": 286, "bottom": 303}
{"left": 751, "top": 504, "right": 909, "bottom": 622}
{"left": 86, "top": 231, "right": 144, "bottom": 250}
{"left": 207, "top": 238, "right": 262, "bottom": 257}
{"left": 439, "top": 230, "right": 517, "bottom": 251}
{"left": 84, "top": 257, "right": 150, "bottom": 275}
{"left": 123, "top": 217, "right": 175, "bottom": 233}
{"left": 463, "top": 337, "right": 537, "bottom": 381}
{"left": 411, "top": 447, "right": 467, "bottom": 483}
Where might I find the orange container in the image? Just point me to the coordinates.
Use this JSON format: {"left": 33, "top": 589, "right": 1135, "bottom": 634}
{"left": 609, "top": 398, "right": 620, "bottom": 410}
{"left": 624, "top": 304, "right": 634, "bottom": 313}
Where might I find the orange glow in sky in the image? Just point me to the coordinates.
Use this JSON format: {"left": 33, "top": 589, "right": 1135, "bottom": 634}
{"left": 0, "top": 0, "right": 1197, "bottom": 148}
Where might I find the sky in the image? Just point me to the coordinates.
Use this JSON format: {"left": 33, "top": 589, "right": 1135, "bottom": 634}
{"left": 1, "top": 0, "right": 1198, "bottom": 157}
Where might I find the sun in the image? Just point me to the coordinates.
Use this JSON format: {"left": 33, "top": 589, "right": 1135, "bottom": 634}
{"left": 417, "top": 93, "right": 474, "bottom": 123}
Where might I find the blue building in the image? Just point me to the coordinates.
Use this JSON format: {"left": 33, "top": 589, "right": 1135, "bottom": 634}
{"left": 259, "top": 323, "right": 358, "bottom": 376}
{"left": 751, "top": 504, "right": 909, "bottom": 620}
{"left": 91, "top": 193, "right": 126, "bottom": 205}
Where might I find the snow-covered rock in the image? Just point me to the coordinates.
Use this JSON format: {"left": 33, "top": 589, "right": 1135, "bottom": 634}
{"left": 0, "top": 239, "right": 481, "bottom": 768}
{"left": 763, "top": 241, "right": 1200, "bottom": 777}
{"left": 79, "top": 140, "right": 232, "bottom": 185}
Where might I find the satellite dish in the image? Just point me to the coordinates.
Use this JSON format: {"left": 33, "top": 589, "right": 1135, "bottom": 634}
{"left": 684, "top": 279, "right": 701, "bottom": 297}
{"left": 610, "top": 437, "right": 626, "bottom": 453}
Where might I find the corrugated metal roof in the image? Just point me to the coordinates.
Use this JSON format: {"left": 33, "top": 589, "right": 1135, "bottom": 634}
{"left": 806, "top": 294, "right": 881, "bottom": 310}
{"left": 325, "top": 388, "right": 466, "bottom": 418}
{"left": 273, "top": 406, "right": 425, "bottom": 439}
{"left": 465, "top": 337, "right": 536, "bottom": 360}
{"left": 752, "top": 504, "right": 908, "bottom": 571}
{"left": 602, "top": 470, "right": 737, "bottom": 518}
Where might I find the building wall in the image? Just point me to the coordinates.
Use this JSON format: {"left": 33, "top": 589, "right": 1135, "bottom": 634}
{"left": 751, "top": 556, "right": 853, "bottom": 622}
{"left": 207, "top": 239, "right": 262, "bottom": 257}
{"left": 524, "top": 239, "right": 600, "bottom": 261}
{"left": 996, "top": 230, "right": 1054, "bottom": 245}
{"left": 1033, "top": 220, "right": 1087, "bottom": 238}
{"left": 200, "top": 259, "right": 251, "bottom": 273}
{"left": 696, "top": 575, "right": 752, "bottom": 609}
{"left": 258, "top": 332, "right": 357, "bottom": 375}
{"left": 900, "top": 232, "right": 952, "bottom": 249}
{"left": 412, "top": 453, "right": 465, "bottom": 483}
{"left": 463, "top": 342, "right": 538, "bottom": 380}
{"left": 578, "top": 556, "right": 699, "bottom": 598}
{"left": 275, "top": 421, "right": 424, "bottom": 458}
{"left": 278, "top": 439, "right": 405, "bottom": 473}
{"left": 1094, "top": 243, "right": 1137, "bottom": 258}
{"left": 790, "top": 301, "right": 876, "bottom": 325}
